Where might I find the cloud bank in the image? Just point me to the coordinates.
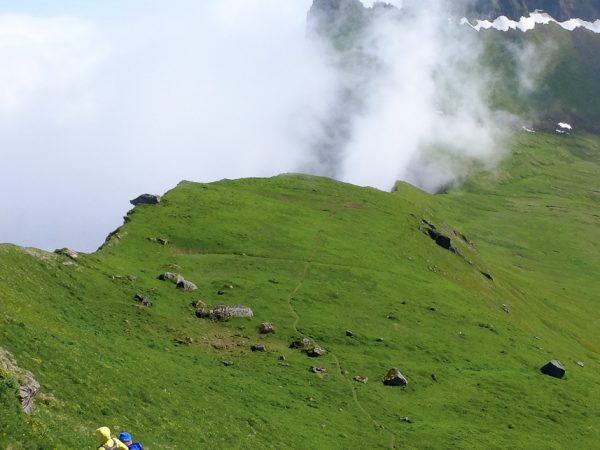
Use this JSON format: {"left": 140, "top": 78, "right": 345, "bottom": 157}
{"left": 1, "top": 0, "right": 519, "bottom": 251}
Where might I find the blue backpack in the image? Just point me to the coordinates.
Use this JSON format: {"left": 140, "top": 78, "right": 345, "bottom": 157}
{"left": 128, "top": 443, "right": 143, "bottom": 450}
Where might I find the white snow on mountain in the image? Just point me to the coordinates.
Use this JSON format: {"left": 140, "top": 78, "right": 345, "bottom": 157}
{"left": 462, "top": 11, "right": 600, "bottom": 33}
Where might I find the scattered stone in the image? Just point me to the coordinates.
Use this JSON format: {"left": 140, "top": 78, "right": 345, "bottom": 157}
{"left": 159, "top": 272, "right": 184, "bottom": 284}
{"left": 376, "top": 337, "right": 384, "bottom": 342}
{"left": 307, "top": 346, "right": 326, "bottom": 357}
{"left": 212, "top": 310, "right": 231, "bottom": 322}
{"left": 353, "top": 375, "right": 368, "bottom": 384}
{"left": 195, "top": 307, "right": 211, "bottom": 318}
{"left": 479, "top": 323, "right": 494, "bottom": 331}
{"left": 402, "top": 416, "right": 412, "bottom": 423}
{"left": 134, "top": 293, "right": 152, "bottom": 307}
{"left": 127, "top": 275, "right": 137, "bottom": 282}
{"left": 258, "top": 323, "right": 275, "bottom": 334}
{"left": 310, "top": 366, "right": 327, "bottom": 374}
{"left": 192, "top": 300, "right": 207, "bottom": 309}
{"left": 430, "top": 307, "right": 438, "bottom": 312}
{"left": 540, "top": 360, "right": 565, "bottom": 379}
{"left": 217, "top": 290, "right": 226, "bottom": 295}
{"left": 576, "top": 361, "right": 585, "bottom": 367}
{"left": 501, "top": 304, "right": 510, "bottom": 314}
{"left": 345, "top": 330, "right": 353, "bottom": 337}
{"left": 341, "top": 369, "right": 349, "bottom": 375}
{"left": 431, "top": 373, "right": 438, "bottom": 382}
{"left": 0, "top": 347, "right": 40, "bottom": 415}
{"left": 130, "top": 194, "right": 161, "bottom": 206}
{"left": 222, "top": 360, "right": 234, "bottom": 366}
{"left": 279, "top": 355, "right": 286, "bottom": 361}
{"left": 177, "top": 279, "right": 198, "bottom": 291}
{"left": 62, "top": 261, "right": 76, "bottom": 266}
{"left": 289, "top": 338, "right": 312, "bottom": 349}
{"left": 176, "top": 336, "right": 193, "bottom": 345}
{"left": 211, "top": 304, "right": 253, "bottom": 318}
{"left": 54, "top": 248, "right": 79, "bottom": 260}
{"left": 157, "top": 238, "right": 169, "bottom": 246}
{"left": 251, "top": 344, "right": 266, "bottom": 352}
{"left": 383, "top": 368, "right": 408, "bottom": 387}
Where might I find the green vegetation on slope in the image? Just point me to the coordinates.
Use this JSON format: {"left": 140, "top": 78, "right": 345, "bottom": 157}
{"left": 1, "top": 132, "right": 599, "bottom": 448}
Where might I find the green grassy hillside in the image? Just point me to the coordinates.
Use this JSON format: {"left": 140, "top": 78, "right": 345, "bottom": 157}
{"left": 1, "top": 132, "right": 599, "bottom": 449}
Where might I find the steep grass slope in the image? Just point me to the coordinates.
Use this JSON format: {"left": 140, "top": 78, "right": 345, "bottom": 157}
{"left": 1, "top": 132, "right": 599, "bottom": 449}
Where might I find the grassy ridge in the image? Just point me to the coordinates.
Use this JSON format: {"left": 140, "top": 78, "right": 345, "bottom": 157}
{"left": 1, "top": 132, "right": 599, "bottom": 448}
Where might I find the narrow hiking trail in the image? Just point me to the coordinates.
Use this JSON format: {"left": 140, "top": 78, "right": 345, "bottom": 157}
{"left": 286, "top": 231, "right": 398, "bottom": 449}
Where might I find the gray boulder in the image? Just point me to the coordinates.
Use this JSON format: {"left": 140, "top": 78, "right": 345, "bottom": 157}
{"left": 541, "top": 360, "right": 565, "bottom": 379}
{"left": 0, "top": 347, "right": 40, "bottom": 415}
{"left": 211, "top": 304, "right": 253, "bottom": 318}
{"left": 383, "top": 368, "right": 408, "bottom": 387}
{"left": 130, "top": 194, "right": 161, "bottom": 206}
{"left": 176, "top": 279, "right": 198, "bottom": 291}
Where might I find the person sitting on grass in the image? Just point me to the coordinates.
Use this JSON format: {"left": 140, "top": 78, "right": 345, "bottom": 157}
{"left": 95, "top": 427, "right": 128, "bottom": 450}
{"left": 119, "top": 431, "right": 144, "bottom": 450}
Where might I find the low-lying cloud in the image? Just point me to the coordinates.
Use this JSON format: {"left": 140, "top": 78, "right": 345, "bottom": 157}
{"left": 0, "top": 0, "right": 526, "bottom": 251}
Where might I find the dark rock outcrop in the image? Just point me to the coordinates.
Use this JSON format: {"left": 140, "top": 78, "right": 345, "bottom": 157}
{"left": 383, "top": 367, "right": 408, "bottom": 387}
{"left": 130, "top": 194, "right": 161, "bottom": 206}
{"left": 541, "top": 360, "right": 565, "bottom": 379}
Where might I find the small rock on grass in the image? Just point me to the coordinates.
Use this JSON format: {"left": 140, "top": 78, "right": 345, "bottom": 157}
{"left": 310, "top": 366, "right": 327, "bottom": 374}
{"left": 307, "top": 345, "right": 326, "bottom": 357}
{"left": 541, "top": 360, "right": 565, "bottom": 379}
{"left": 383, "top": 368, "right": 408, "bottom": 387}
{"left": 258, "top": 323, "right": 275, "bottom": 334}
{"left": 289, "top": 338, "right": 312, "bottom": 349}
{"left": 353, "top": 376, "right": 368, "bottom": 384}
{"left": 251, "top": 344, "right": 266, "bottom": 352}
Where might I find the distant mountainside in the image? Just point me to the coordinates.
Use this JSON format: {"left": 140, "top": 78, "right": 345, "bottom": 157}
{"left": 308, "top": 0, "right": 600, "bottom": 134}
{"left": 466, "top": 0, "right": 600, "bottom": 21}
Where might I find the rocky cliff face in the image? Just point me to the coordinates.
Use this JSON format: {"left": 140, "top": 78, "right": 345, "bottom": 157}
{"left": 465, "top": 1, "right": 600, "bottom": 21}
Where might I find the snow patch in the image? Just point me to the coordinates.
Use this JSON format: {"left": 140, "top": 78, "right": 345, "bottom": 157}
{"left": 558, "top": 122, "right": 572, "bottom": 130}
{"left": 462, "top": 11, "right": 600, "bottom": 34}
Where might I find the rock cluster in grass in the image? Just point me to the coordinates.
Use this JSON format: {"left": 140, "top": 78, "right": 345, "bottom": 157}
{"left": 159, "top": 272, "right": 198, "bottom": 291}
{"left": 0, "top": 347, "right": 40, "bottom": 415}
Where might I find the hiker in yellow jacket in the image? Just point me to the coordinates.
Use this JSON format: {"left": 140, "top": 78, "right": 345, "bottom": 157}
{"left": 95, "top": 426, "right": 129, "bottom": 450}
